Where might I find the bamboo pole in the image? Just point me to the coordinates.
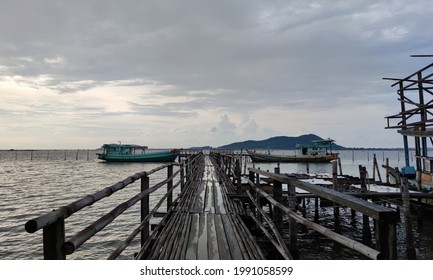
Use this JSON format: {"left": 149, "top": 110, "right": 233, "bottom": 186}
{"left": 64, "top": 167, "right": 182, "bottom": 255}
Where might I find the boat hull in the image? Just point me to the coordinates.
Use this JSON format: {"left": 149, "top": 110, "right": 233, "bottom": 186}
{"left": 98, "top": 151, "right": 179, "bottom": 163}
{"left": 247, "top": 152, "right": 338, "bottom": 163}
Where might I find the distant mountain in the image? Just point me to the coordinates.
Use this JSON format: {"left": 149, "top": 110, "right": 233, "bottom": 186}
{"left": 218, "top": 134, "right": 346, "bottom": 150}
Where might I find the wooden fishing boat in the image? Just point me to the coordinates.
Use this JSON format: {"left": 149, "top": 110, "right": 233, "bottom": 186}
{"left": 97, "top": 143, "right": 179, "bottom": 162}
{"left": 247, "top": 139, "right": 339, "bottom": 163}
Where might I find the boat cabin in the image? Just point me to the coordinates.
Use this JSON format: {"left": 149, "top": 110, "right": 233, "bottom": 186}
{"left": 101, "top": 144, "right": 148, "bottom": 156}
{"left": 296, "top": 139, "right": 335, "bottom": 156}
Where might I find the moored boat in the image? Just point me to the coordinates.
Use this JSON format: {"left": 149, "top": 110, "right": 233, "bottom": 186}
{"left": 97, "top": 143, "right": 179, "bottom": 162}
{"left": 247, "top": 139, "right": 339, "bottom": 163}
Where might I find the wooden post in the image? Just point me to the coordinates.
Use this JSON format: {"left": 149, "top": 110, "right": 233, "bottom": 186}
{"left": 185, "top": 157, "right": 190, "bottom": 184}
{"left": 338, "top": 157, "right": 343, "bottom": 175}
{"left": 141, "top": 175, "right": 150, "bottom": 247}
{"left": 373, "top": 154, "right": 382, "bottom": 182}
{"left": 167, "top": 165, "right": 173, "bottom": 209}
{"left": 273, "top": 167, "right": 283, "bottom": 232}
{"left": 180, "top": 166, "right": 185, "bottom": 192}
{"left": 314, "top": 196, "right": 319, "bottom": 222}
{"left": 235, "top": 159, "right": 241, "bottom": 193}
{"left": 375, "top": 219, "right": 396, "bottom": 259}
{"left": 359, "top": 165, "right": 371, "bottom": 241}
{"left": 43, "top": 217, "right": 66, "bottom": 260}
{"left": 30, "top": 150, "right": 33, "bottom": 161}
{"left": 401, "top": 177, "right": 416, "bottom": 259}
{"left": 332, "top": 161, "right": 339, "bottom": 218}
{"left": 286, "top": 170, "right": 299, "bottom": 259}
{"left": 386, "top": 158, "right": 390, "bottom": 184}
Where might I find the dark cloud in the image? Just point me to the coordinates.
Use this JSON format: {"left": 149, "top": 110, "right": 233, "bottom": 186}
{"left": 1, "top": 1, "right": 433, "bottom": 148}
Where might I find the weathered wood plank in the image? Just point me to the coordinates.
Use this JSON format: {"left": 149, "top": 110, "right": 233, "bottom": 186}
{"left": 197, "top": 213, "right": 208, "bottom": 259}
{"left": 207, "top": 214, "right": 220, "bottom": 260}
{"left": 185, "top": 213, "right": 200, "bottom": 259}
{"left": 204, "top": 177, "right": 215, "bottom": 213}
{"left": 220, "top": 214, "right": 243, "bottom": 259}
{"left": 213, "top": 177, "right": 227, "bottom": 214}
{"left": 193, "top": 181, "right": 207, "bottom": 213}
{"left": 214, "top": 214, "right": 231, "bottom": 260}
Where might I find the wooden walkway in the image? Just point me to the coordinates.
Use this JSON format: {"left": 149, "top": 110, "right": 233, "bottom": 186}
{"left": 138, "top": 155, "right": 265, "bottom": 260}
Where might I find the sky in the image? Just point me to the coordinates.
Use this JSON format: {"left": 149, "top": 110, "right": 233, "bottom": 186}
{"left": 1, "top": 0, "right": 433, "bottom": 149}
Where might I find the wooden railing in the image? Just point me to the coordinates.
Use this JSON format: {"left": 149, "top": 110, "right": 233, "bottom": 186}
{"left": 213, "top": 152, "right": 398, "bottom": 260}
{"left": 25, "top": 153, "right": 203, "bottom": 260}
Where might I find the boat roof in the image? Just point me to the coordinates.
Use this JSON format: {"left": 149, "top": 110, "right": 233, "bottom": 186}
{"left": 102, "top": 144, "right": 148, "bottom": 149}
{"left": 296, "top": 139, "right": 334, "bottom": 148}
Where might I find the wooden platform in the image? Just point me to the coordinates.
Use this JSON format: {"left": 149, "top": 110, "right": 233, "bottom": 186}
{"left": 140, "top": 156, "right": 265, "bottom": 260}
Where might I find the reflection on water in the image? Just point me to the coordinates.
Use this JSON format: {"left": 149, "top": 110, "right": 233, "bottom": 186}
{"left": 0, "top": 149, "right": 432, "bottom": 259}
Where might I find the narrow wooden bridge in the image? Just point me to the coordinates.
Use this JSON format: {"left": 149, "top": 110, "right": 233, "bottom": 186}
{"left": 136, "top": 155, "right": 264, "bottom": 260}
{"left": 25, "top": 151, "right": 399, "bottom": 260}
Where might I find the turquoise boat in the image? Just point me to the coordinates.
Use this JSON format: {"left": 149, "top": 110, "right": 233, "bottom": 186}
{"left": 247, "top": 139, "right": 339, "bottom": 163}
{"left": 97, "top": 143, "right": 179, "bottom": 162}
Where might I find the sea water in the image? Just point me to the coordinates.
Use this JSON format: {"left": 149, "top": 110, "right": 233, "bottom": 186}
{"left": 0, "top": 149, "right": 432, "bottom": 260}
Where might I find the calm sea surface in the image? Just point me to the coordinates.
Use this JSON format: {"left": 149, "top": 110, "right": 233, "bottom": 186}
{"left": 0, "top": 149, "right": 432, "bottom": 260}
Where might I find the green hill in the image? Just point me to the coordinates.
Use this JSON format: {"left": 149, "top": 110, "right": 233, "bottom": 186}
{"left": 218, "top": 134, "right": 345, "bottom": 150}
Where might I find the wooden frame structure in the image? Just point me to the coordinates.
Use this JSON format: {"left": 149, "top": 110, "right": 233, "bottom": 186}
{"left": 385, "top": 61, "right": 433, "bottom": 180}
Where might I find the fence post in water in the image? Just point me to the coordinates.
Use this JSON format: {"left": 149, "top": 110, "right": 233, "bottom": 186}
{"left": 332, "top": 161, "right": 339, "bottom": 218}
{"left": 167, "top": 165, "right": 173, "bottom": 209}
{"left": 359, "top": 165, "right": 371, "bottom": 242}
{"left": 43, "top": 217, "right": 66, "bottom": 260}
{"left": 141, "top": 175, "right": 150, "bottom": 247}
{"left": 338, "top": 157, "right": 343, "bottom": 175}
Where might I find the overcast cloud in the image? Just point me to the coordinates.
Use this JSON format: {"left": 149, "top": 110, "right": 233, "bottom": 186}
{"left": 1, "top": 0, "right": 433, "bottom": 149}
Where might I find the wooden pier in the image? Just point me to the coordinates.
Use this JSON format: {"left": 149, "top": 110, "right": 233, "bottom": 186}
{"left": 25, "top": 150, "right": 418, "bottom": 260}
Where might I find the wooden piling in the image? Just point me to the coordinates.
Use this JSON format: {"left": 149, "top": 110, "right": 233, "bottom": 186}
{"left": 332, "top": 161, "right": 339, "bottom": 218}
{"left": 373, "top": 154, "right": 382, "bottom": 182}
{"left": 273, "top": 167, "right": 283, "bottom": 234}
{"left": 359, "top": 165, "right": 371, "bottom": 241}
{"left": 285, "top": 167, "right": 299, "bottom": 259}
{"left": 400, "top": 174, "right": 416, "bottom": 259}
{"left": 167, "top": 165, "right": 173, "bottom": 209}
{"left": 386, "top": 158, "right": 390, "bottom": 184}
{"left": 141, "top": 175, "right": 150, "bottom": 247}
{"left": 338, "top": 157, "right": 343, "bottom": 176}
